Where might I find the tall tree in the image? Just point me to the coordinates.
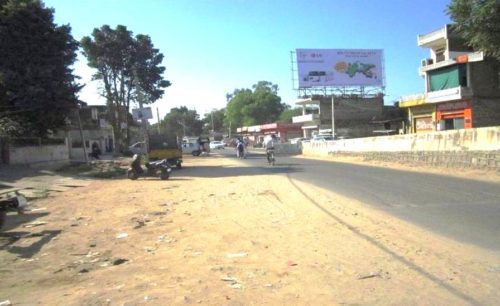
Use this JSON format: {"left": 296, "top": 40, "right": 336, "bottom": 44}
{"left": 0, "top": 0, "right": 80, "bottom": 137}
{"left": 447, "top": 0, "right": 500, "bottom": 60}
{"left": 159, "top": 106, "right": 202, "bottom": 138}
{"left": 81, "top": 25, "right": 170, "bottom": 151}
{"left": 225, "top": 81, "right": 284, "bottom": 128}
{"left": 202, "top": 108, "right": 225, "bottom": 134}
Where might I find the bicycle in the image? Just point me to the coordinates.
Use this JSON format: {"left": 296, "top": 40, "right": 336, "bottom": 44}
{"left": 266, "top": 148, "right": 275, "bottom": 166}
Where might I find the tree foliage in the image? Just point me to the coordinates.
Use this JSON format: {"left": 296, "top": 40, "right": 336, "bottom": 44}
{"left": 278, "top": 106, "right": 302, "bottom": 123}
{"left": 159, "top": 106, "right": 203, "bottom": 137}
{"left": 447, "top": 0, "right": 500, "bottom": 60}
{"left": 225, "top": 81, "right": 284, "bottom": 128}
{"left": 81, "top": 25, "right": 170, "bottom": 150}
{"left": 202, "top": 108, "right": 225, "bottom": 134}
{"left": 0, "top": 0, "right": 80, "bottom": 137}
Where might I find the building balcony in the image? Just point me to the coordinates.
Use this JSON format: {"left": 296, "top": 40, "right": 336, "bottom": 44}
{"left": 399, "top": 86, "right": 473, "bottom": 107}
{"left": 426, "top": 86, "right": 473, "bottom": 104}
{"left": 418, "top": 25, "right": 448, "bottom": 49}
{"left": 419, "top": 51, "right": 484, "bottom": 75}
{"left": 292, "top": 113, "right": 320, "bottom": 124}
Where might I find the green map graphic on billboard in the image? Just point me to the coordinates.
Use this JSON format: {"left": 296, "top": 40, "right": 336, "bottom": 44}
{"left": 336, "top": 61, "right": 376, "bottom": 78}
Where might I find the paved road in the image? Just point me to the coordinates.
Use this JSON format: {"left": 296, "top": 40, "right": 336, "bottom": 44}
{"left": 216, "top": 149, "right": 500, "bottom": 250}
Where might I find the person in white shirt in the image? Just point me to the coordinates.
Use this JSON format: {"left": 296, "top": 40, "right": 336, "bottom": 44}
{"left": 264, "top": 134, "right": 277, "bottom": 164}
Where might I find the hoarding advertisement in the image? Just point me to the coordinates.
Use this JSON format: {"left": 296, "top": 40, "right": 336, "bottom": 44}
{"left": 132, "top": 107, "right": 153, "bottom": 121}
{"left": 296, "top": 49, "right": 384, "bottom": 88}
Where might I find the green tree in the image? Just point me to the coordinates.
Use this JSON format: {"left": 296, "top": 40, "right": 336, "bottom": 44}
{"left": 225, "top": 81, "right": 284, "bottom": 128}
{"left": 202, "top": 108, "right": 225, "bottom": 134}
{"left": 447, "top": 0, "right": 500, "bottom": 60}
{"left": 159, "top": 106, "right": 202, "bottom": 137}
{"left": 0, "top": 0, "right": 80, "bottom": 137}
{"left": 278, "top": 106, "right": 302, "bottom": 123}
{"left": 81, "top": 25, "right": 170, "bottom": 151}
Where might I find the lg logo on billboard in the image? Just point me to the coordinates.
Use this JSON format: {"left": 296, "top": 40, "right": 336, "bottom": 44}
{"left": 298, "top": 52, "right": 323, "bottom": 60}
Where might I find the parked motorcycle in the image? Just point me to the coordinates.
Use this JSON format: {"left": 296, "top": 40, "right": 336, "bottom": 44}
{"left": 0, "top": 193, "right": 29, "bottom": 230}
{"left": 127, "top": 154, "right": 172, "bottom": 180}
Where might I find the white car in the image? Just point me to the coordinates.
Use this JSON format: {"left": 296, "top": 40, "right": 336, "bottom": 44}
{"left": 129, "top": 142, "right": 147, "bottom": 155}
{"left": 289, "top": 137, "right": 306, "bottom": 144}
{"left": 312, "top": 135, "right": 335, "bottom": 141}
{"left": 210, "top": 141, "right": 225, "bottom": 149}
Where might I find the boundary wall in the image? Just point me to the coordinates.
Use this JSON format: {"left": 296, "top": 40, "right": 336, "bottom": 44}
{"left": 295, "top": 126, "right": 500, "bottom": 170}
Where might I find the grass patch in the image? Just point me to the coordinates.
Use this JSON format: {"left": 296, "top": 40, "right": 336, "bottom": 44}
{"left": 57, "top": 161, "right": 126, "bottom": 179}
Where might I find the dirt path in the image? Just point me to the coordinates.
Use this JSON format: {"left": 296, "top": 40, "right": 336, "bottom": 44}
{"left": 1, "top": 155, "right": 499, "bottom": 305}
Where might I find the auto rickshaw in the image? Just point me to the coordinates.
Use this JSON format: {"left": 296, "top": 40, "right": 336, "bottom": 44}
{"left": 148, "top": 134, "right": 183, "bottom": 168}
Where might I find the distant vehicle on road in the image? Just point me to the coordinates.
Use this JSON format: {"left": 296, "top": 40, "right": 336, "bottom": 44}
{"left": 289, "top": 137, "right": 307, "bottom": 144}
{"left": 210, "top": 141, "right": 225, "bottom": 150}
{"left": 128, "top": 142, "right": 147, "bottom": 155}
{"left": 312, "top": 134, "right": 335, "bottom": 141}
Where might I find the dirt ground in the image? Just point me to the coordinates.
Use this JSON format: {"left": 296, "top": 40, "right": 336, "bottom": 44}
{"left": 1, "top": 154, "right": 499, "bottom": 305}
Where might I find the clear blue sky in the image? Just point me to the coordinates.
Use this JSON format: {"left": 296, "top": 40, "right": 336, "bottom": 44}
{"left": 44, "top": 0, "right": 451, "bottom": 122}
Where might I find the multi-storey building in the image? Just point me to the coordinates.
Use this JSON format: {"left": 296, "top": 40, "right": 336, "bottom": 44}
{"left": 400, "top": 24, "right": 500, "bottom": 133}
{"left": 292, "top": 95, "right": 402, "bottom": 138}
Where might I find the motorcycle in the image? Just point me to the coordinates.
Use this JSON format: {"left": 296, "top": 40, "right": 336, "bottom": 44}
{"left": 0, "top": 193, "right": 29, "bottom": 230}
{"left": 127, "top": 154, "right": 172, "bottom": 180}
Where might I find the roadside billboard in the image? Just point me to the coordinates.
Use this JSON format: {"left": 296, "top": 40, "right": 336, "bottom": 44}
{"left": 132, "top": 107, "right": 153, "bottom": 121}
{"left": 296, "top": 49, "right": 384, "bottom": 88}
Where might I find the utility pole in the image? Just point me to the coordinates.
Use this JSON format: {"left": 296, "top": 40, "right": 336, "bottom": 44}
{"left": 75, "top": 106, "right": 88, "bottom": 164}
{"left": 331, "top": 95, "right": 335, "bottom": 137}
{"left": 137, "top": 90, "right": 149, "bottom": 160}
{"left": 211, "top": 110, "right": 215, "bottom": 134}
{"left": 156, "top": 107, "right": 161, "bottom": 134}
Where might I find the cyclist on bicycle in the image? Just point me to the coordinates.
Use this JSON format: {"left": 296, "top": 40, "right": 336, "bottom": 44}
{"left": 264, "top": 134, "right": 277, "bottom": 164}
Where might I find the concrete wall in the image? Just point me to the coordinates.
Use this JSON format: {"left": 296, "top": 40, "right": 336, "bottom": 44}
{"left": 301, "top": 126, "right": 500, "bottom": 170}
{"left": 9, "top": 144, "right": 69, "bottom": 168}
{"left": 275, "top": 143, "right": 302, "bottom": 155}
{"left": 319, "top": 96, "right": 384, "bottom": 120}
{"left": 470, "top": 59, "right": 500, "bottom": 97}
{"left": 472, "top": 98, "right": 500, "bottom": 128}
{"left": 302, "top": 126, "right": 499, "bottom": 155}
{"left": 335, "top": 151, "right": 500, "bottom": 170}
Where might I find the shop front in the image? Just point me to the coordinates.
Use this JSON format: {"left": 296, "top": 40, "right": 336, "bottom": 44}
{"left": 259, "top": 123, "right": 303, "bottom": 142}
{"left": 408, "top": 104, "right": 436, "bottom": 133}
{"left": 435, "top": 100, "right": 472, "bottom": 131}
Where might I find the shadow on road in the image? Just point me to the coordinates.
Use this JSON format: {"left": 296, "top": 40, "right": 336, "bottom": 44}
{"left": 1, "top": 211, "right": 50, "bottom": 232}
{"left": 178, "top": 164, "right": 302, "bottom": 178}
{"left": 1, "top": 230, "right": 61, "bottom": 258}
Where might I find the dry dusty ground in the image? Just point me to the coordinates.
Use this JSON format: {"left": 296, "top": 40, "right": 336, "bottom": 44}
{"left": 0, "top": 154, "right": 499, "bottom": 305}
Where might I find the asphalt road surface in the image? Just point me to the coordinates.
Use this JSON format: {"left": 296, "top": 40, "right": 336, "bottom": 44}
{"left": 216, "top": 149, "right": 500, "bottom": 250}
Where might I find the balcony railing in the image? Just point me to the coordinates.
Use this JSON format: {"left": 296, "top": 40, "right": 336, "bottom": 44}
{"left": 399, "top": 86, "right": 473, "bottom": 107}
{"left": 426, "top": 86, "right": 473, "bottom": 104}
{"left": 417, "top": 26, "right": 447, "bottom": 47}
{"left": 419, "top": 51, "right": 484, "bottom": 75}
{"left": 292, "top": 113, "right": 320, "bottom": 124}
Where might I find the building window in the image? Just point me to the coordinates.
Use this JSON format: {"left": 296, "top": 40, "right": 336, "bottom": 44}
{"left": 440, "top": 117, "right": 464, "bottom": 130}
{"left": 435, "top": 48, "right": 445, "bottom": 62}
{"left": 429, "top": 64, "right": 467, "bottom": 91}
{"left": 91, "top": 108, "right": 99, "bottom": 120}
